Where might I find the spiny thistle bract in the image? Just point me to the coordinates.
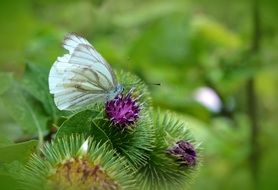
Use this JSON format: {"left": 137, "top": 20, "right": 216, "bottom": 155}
{"left": 20, "top": 70, "right": 200, "bottom": 190}
{"left": 21, "top": 135, "right": 135, "bottom": 190}
{"left": 135, "top": 110, "right": 200, "bottom": 190}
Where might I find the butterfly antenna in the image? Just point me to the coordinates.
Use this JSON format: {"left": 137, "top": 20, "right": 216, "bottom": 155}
{"left": 146, "top": 83, "right": 161, "bottom": 86}
{"left": 125, "top": 81, "right": 161, "bottom": 86}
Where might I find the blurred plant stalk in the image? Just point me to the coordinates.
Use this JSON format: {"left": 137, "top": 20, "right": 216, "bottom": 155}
{"left": 248, "top": 0, "right": 261, "bottom": 187}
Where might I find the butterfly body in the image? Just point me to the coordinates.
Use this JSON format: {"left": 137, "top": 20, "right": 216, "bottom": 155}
{"left": 49, "top": 33, "right": 122, "bottom": 110}
{"left": 106, "top": 84, "right": 124, "bottom": 101}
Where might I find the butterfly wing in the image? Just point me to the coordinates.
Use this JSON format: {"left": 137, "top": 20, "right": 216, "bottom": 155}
{"left": 63, "top": 33, "right": 117, "bottom": 86}
{"left": 49, "top": 33, "right": 118, "bottom": 110}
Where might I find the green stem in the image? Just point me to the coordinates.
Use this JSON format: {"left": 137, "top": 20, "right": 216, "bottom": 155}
{"left": 248, "top": 0, "right": 261, "bottom": 186}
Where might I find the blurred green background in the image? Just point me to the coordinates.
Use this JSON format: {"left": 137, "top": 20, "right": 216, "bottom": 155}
{"left": 0, "top": 0, "right": 277, "bottom": 189}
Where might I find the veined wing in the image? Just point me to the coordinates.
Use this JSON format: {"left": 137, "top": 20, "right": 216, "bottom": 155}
{"left": 63, "top": 33, "right": 117, "bottom": 86}
{"left": 49, "top": 33, "right": 118, "bottom": 110}
{"left": 49, "top": 55, "right": 107, "bottom": 110}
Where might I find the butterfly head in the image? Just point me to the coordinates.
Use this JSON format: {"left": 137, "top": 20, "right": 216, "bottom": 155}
{"left": 106, "top": 84, "right": 124, "bottom": 101}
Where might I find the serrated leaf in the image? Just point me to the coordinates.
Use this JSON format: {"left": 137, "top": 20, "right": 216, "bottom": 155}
{"left": 0, "top": 140, "right": 38, "bottom": 164}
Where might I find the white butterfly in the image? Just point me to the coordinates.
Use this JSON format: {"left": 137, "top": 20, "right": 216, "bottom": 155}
{"left": 49, "top": 33, "right": 123, "bottom": 110}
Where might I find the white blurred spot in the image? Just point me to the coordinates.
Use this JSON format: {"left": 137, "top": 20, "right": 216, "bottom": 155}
{"left": 79, "top": 138, "right": 89, "bottom": 154}
{"left": 194, "top": 87, "right": 222, "bottom": 113}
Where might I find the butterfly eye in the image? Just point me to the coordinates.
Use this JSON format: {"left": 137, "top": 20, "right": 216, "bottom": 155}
{"left": 120, "top": 86, "right": 124, "bottom": 92}
{"left": 116, "top": 85, "right": 124, "bottom": 93}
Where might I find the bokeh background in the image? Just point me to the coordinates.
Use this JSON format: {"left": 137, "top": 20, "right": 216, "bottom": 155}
{"left": 0, "top": 0, "right": 277, "bottom": 189}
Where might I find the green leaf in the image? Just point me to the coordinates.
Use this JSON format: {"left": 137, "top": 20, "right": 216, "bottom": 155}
{"left": 22, "top": 63, "right": 65, "bottom": 119}
{"left": 0, "top": 73, "right": 13, "bottom": 95}
{"left": 0, "top": 140, "right": 38, "bottom": 164}
{"left": 56, "top": 108, "right": 112, "bottom": 147}
{"left": 113, "top": 1, "right": 186, "bottom": 27}
{"left": 0, "top": 161, "right": 26, "bottom": 189}
{"left": 0, "top": 82, "right": 48, "bottom": 143}
{"left": 55, "top": 109, "right": 102, "bottom": 139}
{"left": 0, "top": 174, "right": 22, "bottom": 190}
{"left": 0, "top": 135, "right": 13, "bottom": 147}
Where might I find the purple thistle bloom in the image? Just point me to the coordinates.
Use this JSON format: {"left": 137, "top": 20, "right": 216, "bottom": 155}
{"left": 105, "top": 93, "right": 140, "bottom": 127}
{"left": 168, "top": 140, "right": 197, "bottom": 167}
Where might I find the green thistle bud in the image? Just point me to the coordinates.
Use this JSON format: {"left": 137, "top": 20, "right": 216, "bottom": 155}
{"left": 167, "top": 140, "right": 197, "bottom": 167}
{"left": 47, "top": 158, "right": 118, "bottom": 190}
{"left": 136, "top": 110, "right": 200, "bottom": 190}
{"left": 20, "top": 135, "right": 135, "bottom": 190}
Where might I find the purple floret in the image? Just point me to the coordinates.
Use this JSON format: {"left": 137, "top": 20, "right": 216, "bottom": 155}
{"left": 168, "top": 140, "right": 197, "bottom": 167}
{"left": 105, "top": 93, "right": 140, "bottom": 127}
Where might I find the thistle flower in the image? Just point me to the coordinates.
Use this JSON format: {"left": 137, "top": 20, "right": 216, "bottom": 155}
{"left": 105, "top": 92, "right": 140, "bottom": 127}
{"left": 168, "top": 140, "right": 197, "bottom": 167}
{"left": 20, "top": 135, "right": 135, "bottom": 190}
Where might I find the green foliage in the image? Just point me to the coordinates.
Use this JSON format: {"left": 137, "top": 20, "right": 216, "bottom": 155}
{"left": 0, "top": 65, "right": 69, "bottom": 188}
{"left": 0, "top": 173, "right": 22, "bottom": 190}
{"left": 0, "top": 63, "right": 69, "bottom": 145}
{"left": 22, "top": 63, "right": 60, "bottom": 119}
{"left": 0, "top": 140, "right": 38, "bottom": 190}
{"left": 0, "top": 75, "right": 48, "bottom": 142}
{"left": 55, "top": 110, "right": 99, "bottom": 138}
{"left": 0, "top": 140, "right": 38, "bottom": 164}
{"left": 0, "top": 73, "right": 13, "bottom": 95}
